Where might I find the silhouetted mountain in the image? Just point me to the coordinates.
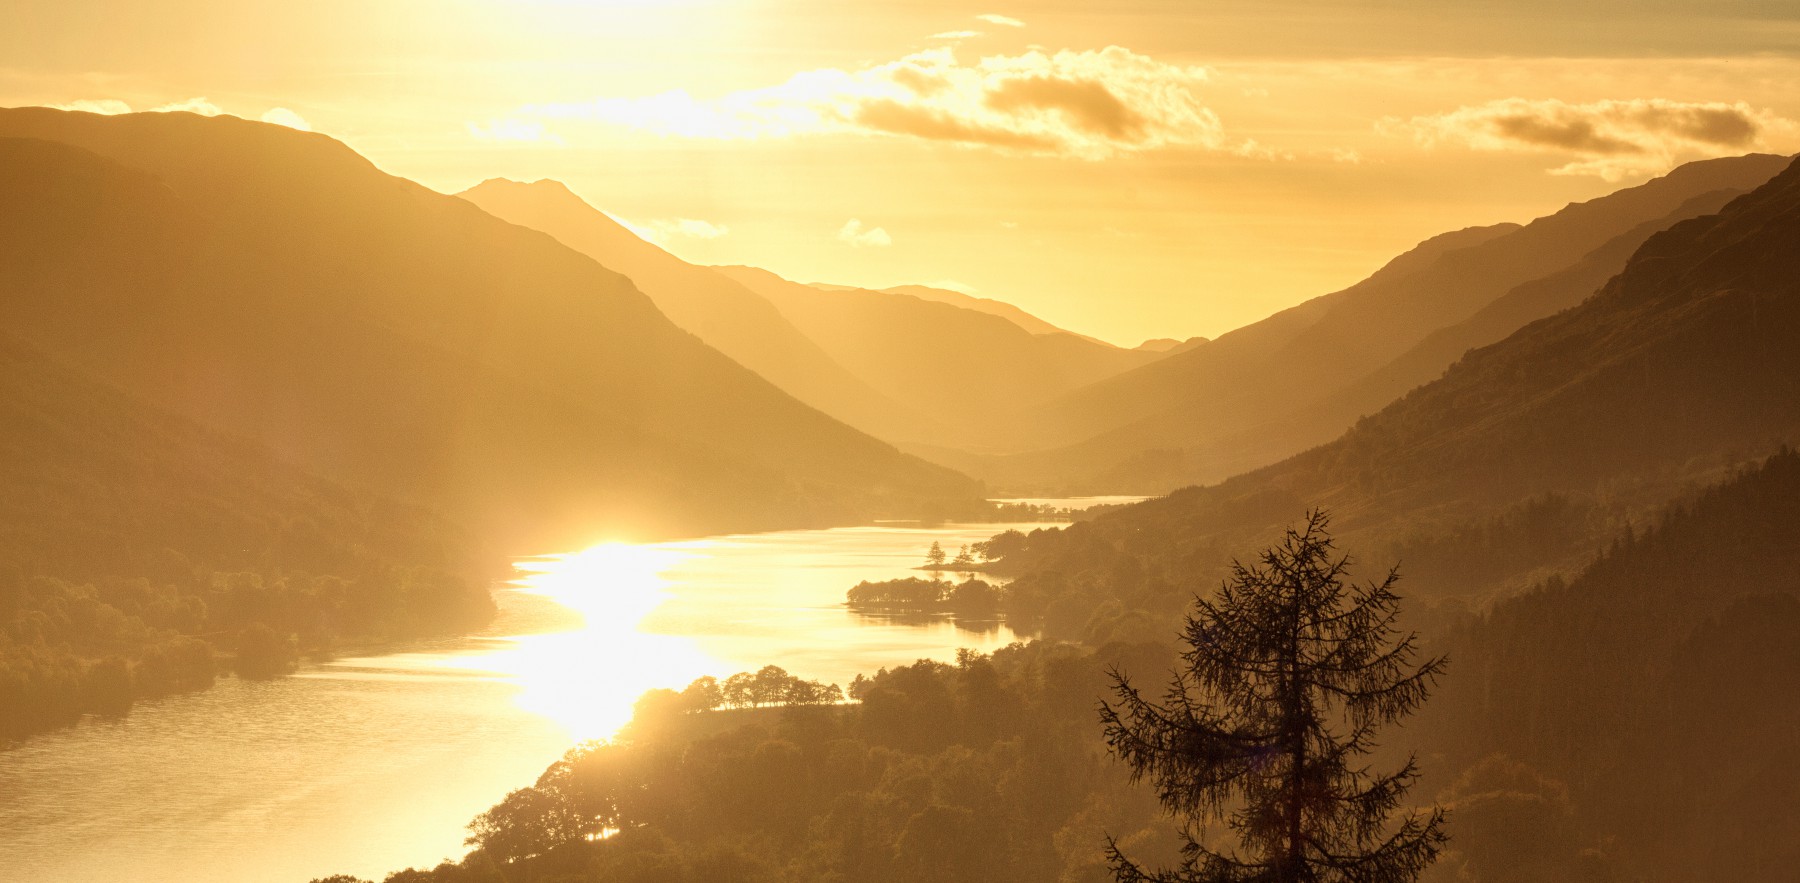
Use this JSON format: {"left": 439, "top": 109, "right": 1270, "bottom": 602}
{"left": 987, "top": 154, "right": 1792, "bottom": 491}
{"left": 1310, "top": 186, "right": 1753, "bottom": 447}
{"left": 457, "top": 180, "right": 1165, "bottom": 450}
{"left": 877, "top": 283, "right": 1093, "bottom": 340}
{"left": 1132, "top": 337, "right": 1207, "bottom": 354}
{"left": 984, "top": 153, "right": 1800, "bottom": 631}
{"left": 457, "top": 179, "right": 943, "bottom": 444}
{"left": 0, "top": 110, "right": 978, "bottom": 551}
{"left": 715, "top": 266, "right": 1165, "bottom": 449}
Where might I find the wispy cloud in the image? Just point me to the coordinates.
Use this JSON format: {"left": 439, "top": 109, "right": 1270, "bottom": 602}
{"left": 502, "top": 46, "right": 1236, "bottom": 160}
{"left": 48, "top": 97, "right": 315, "bottom": 131}
{"left": 466, "top": 118, "right": 565, "bottom": 145}
{"left": 976, "top": 13, "right": 1026, "bottom": 27}
{"left": 49, "top": 99, "right": 132, "bottom": 115}
{"left": 260, "top": 108, "right": 311, "bottom": 131}
{"left": 151, "top": 97, "right": 224, "bottom": 116}
{"left": 931, "top": 30, "right": 982, "bottom": 40}
{"left": 838, "top": 219, "right": 892, "bottom": 247}
{"left": 1391, "top": 97, "right": 1792, "bottom": 179}
{"left": 50, "top": 97, "right": 225, "bottom": 116}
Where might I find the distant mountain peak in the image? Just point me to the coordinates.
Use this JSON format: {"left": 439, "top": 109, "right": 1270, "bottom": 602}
{"left": 464, "top": 176, "right": 584, "bottom": 201}
{"left": 1134, "top": 336, "right": 1208, "bottom": 354}
{"left": 874, "top": 281, "right": 1108, "bottom": 343}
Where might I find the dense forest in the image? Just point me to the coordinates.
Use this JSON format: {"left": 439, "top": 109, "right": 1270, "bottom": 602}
{"left": 1416, "top": 447, "right": 1800, "bottom": 882}
{"left": 0, "top": 334, "right": 495, "bottom": 740}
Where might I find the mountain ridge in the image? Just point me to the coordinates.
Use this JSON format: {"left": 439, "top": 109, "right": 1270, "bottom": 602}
{"left": 0, "top": 109, "right": 979, "bottom": 551}
{"left": 978, "top": 152, "right": 1794, "bottom": 491}
{"left": 715, "top": 264, "right": 1167, "bottom": 449}
{"left": 456, "top": 177, "right": 945, "bottom": 445}
{"left": 985, "top": 153, "right": 1800, "bottom": 631}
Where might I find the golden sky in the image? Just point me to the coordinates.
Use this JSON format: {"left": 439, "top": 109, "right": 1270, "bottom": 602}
{"left": 6, "top": 0, "right": 1799, "bottom": 344}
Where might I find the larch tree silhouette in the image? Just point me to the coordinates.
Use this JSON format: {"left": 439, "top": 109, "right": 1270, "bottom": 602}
{"left": 1100, "top": 510, "right": 1448, "bottom": 883}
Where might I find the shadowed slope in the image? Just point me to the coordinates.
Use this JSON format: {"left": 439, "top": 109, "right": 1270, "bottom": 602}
{"left": 991, "top": 153, "right": 1793, "bottom": 491}
{"left": 878, "top": 283, "right": 1094, "bottom": 340}
{"left": 458, "top": 179, "right": 1165, "bottom": 451}
{"left": 0, "top": 330, "right": 496, "bottom": 737}
{"left": 990, "top": 154, "right": 1800, "bottom": 613}
{"left": 1419, "top": 448, "right": 1800, "bottom": 883}
{"left": 457, "top": 179, "right": 943, "bottom": 445}
{"left": 716, "top": 265, "right": 1164, "bottom": 449}
{"left": 0, "top": 111, "right": 977, "bottom": 549}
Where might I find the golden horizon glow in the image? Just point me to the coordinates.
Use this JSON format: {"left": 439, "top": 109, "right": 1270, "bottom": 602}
{"left": 5, "top": 1, "right": 1798, "bottom": 344}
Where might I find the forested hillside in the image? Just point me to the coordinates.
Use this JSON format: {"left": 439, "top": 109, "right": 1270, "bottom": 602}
{"left": 0, "top": 334, "right": 492, "bottom": 740}
{"left": 1411, "top": 448, "right": 1800, "bottom": 882}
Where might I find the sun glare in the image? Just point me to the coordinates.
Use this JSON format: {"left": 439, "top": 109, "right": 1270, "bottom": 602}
{"left": 457, "top": 543, "right": 725, "bottom": 740}
{"left": 511, "top": 543, "right": 690, "bottom": 622}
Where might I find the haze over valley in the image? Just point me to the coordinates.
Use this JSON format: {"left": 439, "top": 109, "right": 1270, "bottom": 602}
{"left": 4, "top": 4, "right": 1800, "bottom": 882}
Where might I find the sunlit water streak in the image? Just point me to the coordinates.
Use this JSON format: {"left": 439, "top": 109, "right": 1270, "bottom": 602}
{"left": 0, "top": 513, "right": 1132, "bottom": 883}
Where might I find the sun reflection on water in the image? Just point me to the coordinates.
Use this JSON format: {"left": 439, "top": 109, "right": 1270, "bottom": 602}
{"left": 448, "top": 543, "right": 725, "bottom": 741}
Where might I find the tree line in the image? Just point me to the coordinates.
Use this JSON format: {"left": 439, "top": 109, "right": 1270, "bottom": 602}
{"left": 653, "top": 664, "right": 845, "bottom": 713}
{"left": 319, "top": 514, "right": 1452, "bottom": 883}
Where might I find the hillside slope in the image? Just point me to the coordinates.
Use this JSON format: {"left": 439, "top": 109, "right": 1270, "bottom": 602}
{"left": 984, "top": 153, "right": 1800, "bottom": 635}
{"left": 0, "top": 332, "right": 494, "bottom": 738}
{"left": 717, "top": 266, "right": 1163, "bottom": 449}
{"left": 458, "top": 178, "right": 1165, "bottom": 451}
{"left": 0, "top": 110, "right": 977, "bottom": 549}
{"left": 1418, "top": 448, "right": 1800, "bottom": 883}
{"left": 991, "top": 154, "right": 1792, "bottom": 491}
{"left": 1000, "top": 182, "right": 1767, "bottom": 493}
{"left": 457, "top": 179, "right": 944, "bottom": 445}
{"left": 878, "top": 283, "right": 1093, "bottom": 340}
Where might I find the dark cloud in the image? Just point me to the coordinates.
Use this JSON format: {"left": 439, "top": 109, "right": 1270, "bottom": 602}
{"left": 1630, "top": 103, "right": 1760, "bottom": 146}
{"left": 1401, "top": 97, "right": 1786, "bottom": 180}
{"left": 983, "top": 75, "right": 1148, "bottom": 141}
{"left": 1490, "top": 114, "right": 1645, "bottom": 155}
{"left": 852, "top": 99, "right": 1059, "bottom": 150}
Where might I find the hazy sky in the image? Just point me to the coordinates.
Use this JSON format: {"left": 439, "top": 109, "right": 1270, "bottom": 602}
{"left": 6, "top": 0, "right": 1799, "bottom": 344}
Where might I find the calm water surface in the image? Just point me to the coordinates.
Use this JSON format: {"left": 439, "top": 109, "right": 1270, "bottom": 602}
{"left": 0, "top": 510, "right": 1133, "bottom": 883}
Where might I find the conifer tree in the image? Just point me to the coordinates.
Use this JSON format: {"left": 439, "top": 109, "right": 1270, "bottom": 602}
{"left": 1100, "top": 510, "right": 1447, "bottom": 883}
